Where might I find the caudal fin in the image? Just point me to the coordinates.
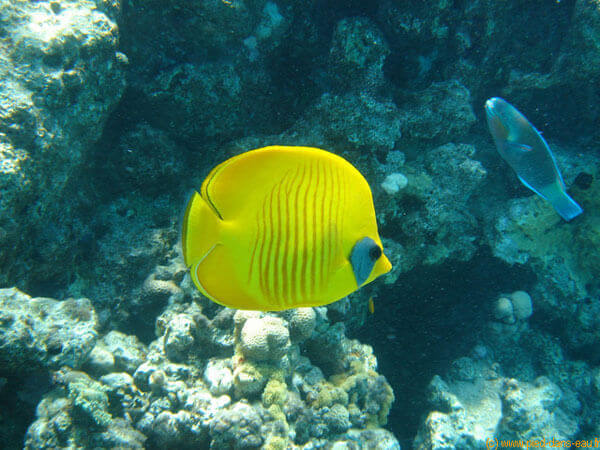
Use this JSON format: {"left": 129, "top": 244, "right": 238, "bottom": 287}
{"left": 181, "top": 191, "right": 222, "bottom": 267}
{"left": 549, "top": 190, "right": 583, "bottom": 221}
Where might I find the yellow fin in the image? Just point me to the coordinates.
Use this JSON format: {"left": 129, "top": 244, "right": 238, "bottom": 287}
{"left": 182, "top": 191, "right": 222, "bottom": 268}
{"left": 191, "top": 241, "right": 263, "bottom": 310}
{"left": 199, "top": 146, "right": 367, "bottom": 221}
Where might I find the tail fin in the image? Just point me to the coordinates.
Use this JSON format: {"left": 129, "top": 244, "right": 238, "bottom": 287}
{"left": 548, "top": 190, "right": 583, "bottom": 221}
{"left": 181, "top": 191, "right": 222, "bottom": 267}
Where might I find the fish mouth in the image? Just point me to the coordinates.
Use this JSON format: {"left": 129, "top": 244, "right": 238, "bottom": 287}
{"left": 485, "top": 98, "right": 500, "bottom": 116}
{"left": 485, "top": 97, "right": 509, "bottom": 139}
{"left": 485, "top": 98, "right": 509, "bottom": 128}
{"left": 484, "top": 101, "right": 498, "bottom": 124}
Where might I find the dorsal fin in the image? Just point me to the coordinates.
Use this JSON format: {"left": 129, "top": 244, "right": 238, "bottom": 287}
{"left": 198, "top": 146, "right": 366, "bottom": 220}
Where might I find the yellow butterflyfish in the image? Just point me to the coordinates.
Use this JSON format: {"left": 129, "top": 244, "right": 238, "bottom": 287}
{"left": 182, "top": 145, "right": 392, "bottom": 311}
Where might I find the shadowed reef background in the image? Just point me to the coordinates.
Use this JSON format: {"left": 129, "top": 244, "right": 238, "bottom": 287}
{"left": 0, "top": 0, "right": 599, "bottom": 448}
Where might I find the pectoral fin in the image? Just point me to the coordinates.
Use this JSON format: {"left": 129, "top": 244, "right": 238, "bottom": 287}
{"left": 506, "top": 142, "right": 533, "bottom": 153}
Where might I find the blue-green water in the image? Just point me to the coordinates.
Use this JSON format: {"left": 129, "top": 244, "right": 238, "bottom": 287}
{"left": 0, "top": 0, "right": 598, "bottom": 448}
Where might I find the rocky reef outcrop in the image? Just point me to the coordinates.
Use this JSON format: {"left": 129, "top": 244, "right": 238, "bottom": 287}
{"left": 0, "top": 0, "right": 126, "bottom": 290}
{"left": 413, "top": 288, "right": 600, "bottom": 449}
{"left": 21, "top": 263, "right": 399, "bottom": 448}
{"left": 0, "top": 288, "right": 98, "bottom": 373}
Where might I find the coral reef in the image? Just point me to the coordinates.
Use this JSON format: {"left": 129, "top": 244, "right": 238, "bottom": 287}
{"left": 0, "top": 0, "right": 126, "bottom": 290}
{"left": 328, "top": 17, "right": 390, "bottom": 92}
{"left": 377, "top": 0, "right": 600, "bottom": 139}
{"left": 121, "top": 0, "right": 291, "bottom": 146}
{"left": 1, "top": 0, "right": 599, "bottom": 448}
{"left": 487, "top": 156, "right": 598, "bottom": 293}
{"left": 239, "top": 315, "right": 290, "bottom": 362}
{"left": 284, "top": 307, "right": 317, "bottom": 343}
{"left": 486, "top": 159, "right": 600, "bottom": 358}
{"left": 414, "top": 371, "right": 579, "bottom": 450}
{"left": 413, "top": 285, "right": 600, "bottom": 449}
{"left": 25, "top": 368, "right": 146, "bottom": 449}
{"left": 85, "top": 330, "right": 147, "bottom": 376}
{"left": 289, "top": 91, "right": 402, "bottom": 155}
{"left": 0, "top": 288, "right": 98, "bottom": 373}
{"left": 375, "top": 142, "right": 487, "bottom": 274}
{"left": 19, "top": 279, "right": 398, "bottom": 448}
{"left": 395, "top": 80, "right": 476, "bottom": 144}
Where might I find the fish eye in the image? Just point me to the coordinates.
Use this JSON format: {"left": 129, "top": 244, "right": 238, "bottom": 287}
{"left": 369, "top": 245, "right": 382, "bottom": 261}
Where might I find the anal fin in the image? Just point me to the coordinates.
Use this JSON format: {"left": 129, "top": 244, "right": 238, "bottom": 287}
{"left": 191, "top": 243, "right": 259, "bottom": 310}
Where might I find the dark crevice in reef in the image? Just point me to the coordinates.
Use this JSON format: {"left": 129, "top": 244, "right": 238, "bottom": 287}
{"left": 84, "top": 89, "right": 152, "bottom": 199}
{"left": 263, "top": 1, "right": 382, "bottom": 131}
{"left": 263, "top": 41, "right": 322, "bottom": 132}
{"left": 313, "top": 0, "right": 379, "bottom": 28}
{"left": 0, "top": 373, "right": 51, "bottom": 450}
{"left": 352, "top": 248, "right": 536, "bottom": 447}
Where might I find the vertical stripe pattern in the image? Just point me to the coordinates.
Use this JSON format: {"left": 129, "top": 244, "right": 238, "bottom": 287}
{"left": 247, "top": 159, "right": 345, "bottom": 306}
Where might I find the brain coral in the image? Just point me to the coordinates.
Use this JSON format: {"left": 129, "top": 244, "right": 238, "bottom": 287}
{"left": 287, "top": 307, "right": 317, "bottom": 342}
{"left": 240, "top": 316, "right": 290, "bottom": 361}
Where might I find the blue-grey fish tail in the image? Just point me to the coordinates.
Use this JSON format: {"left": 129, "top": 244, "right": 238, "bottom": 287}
{"left": 550, "top": 190, "right": 583, "bottom": 221}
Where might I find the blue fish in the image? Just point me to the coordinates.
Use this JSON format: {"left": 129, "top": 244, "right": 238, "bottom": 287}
{"left": 485, "top": 97, "right": 583, "bottom": 221}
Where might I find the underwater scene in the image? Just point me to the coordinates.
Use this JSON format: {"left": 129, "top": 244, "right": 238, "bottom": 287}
{"left": 1, "top": 0, "right": 599, "bottom": 448}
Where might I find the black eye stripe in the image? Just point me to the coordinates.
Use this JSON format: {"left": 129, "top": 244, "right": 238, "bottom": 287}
{"left": 350, "top": 237, "right": 379, "bottom": 287}
{"left": 369, "top": 245, "right": 382, "bottom": 261}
